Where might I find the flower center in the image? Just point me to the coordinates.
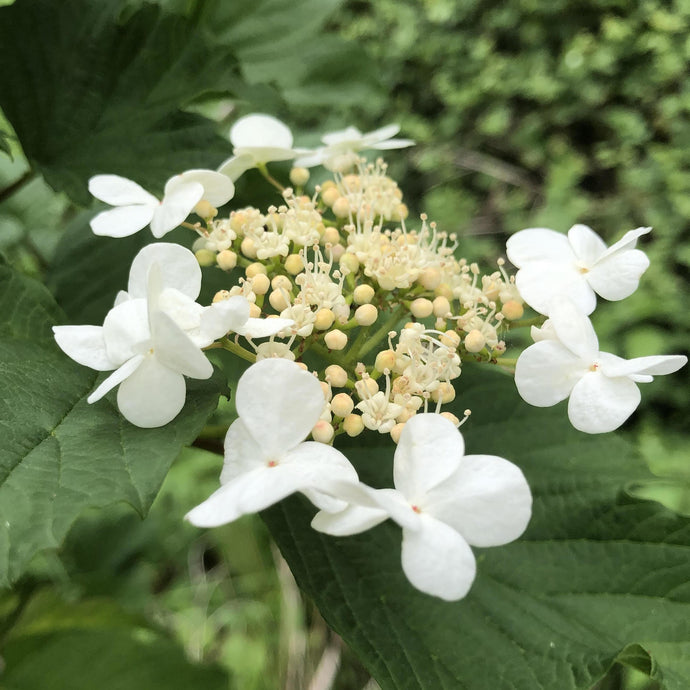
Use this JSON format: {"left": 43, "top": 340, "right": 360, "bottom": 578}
{"left": 267, "top": 459, "right": 278, "bottom": 467}
{"left": 411, "top": 504, "right": 421, "bottom": 514}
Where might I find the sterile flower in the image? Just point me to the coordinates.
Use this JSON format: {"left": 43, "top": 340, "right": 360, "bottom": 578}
{"left": 89, "top": 170, "right": 235, "bottom": 239}
{"left": 296, "top": 124, "right": 414, "bottom": 172}
{"left": 506, "top": 224, "right": 651, "bottom": 315}
{"left": 312, "top": 413, "right": 532, "bottom": 601}
{"left": 514, "top": 296, "right": 687, "bottom": 433}
{"left": 217, "top": 114, "right": 309, "bottom": 181}
{"left": 185, "top": 359, "right": 360, "bottom": 527}
{"left": 53, "top": 244, "right": 290, "bottom": 427}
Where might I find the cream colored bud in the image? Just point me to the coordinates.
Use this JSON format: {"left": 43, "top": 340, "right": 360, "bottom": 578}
{"left": 289, "top": 167, "right": 310, "bottom": 187}
{"left": 284, "top": 253, "right": 304, "bottom": 275}
{"left": 195, "top": 249, "right": 216, "bottom": 267}
{"left": 319, "top": 381, "right": 332, "bottom": 402}
{"left": 434, "top": 283, "right": 453, "bottom": 300}
{"left": 355, "top": 304, "right": 378, "bottom": 326}
{"left": 410, "top": 298, "right": 433, "bottom": 319}
{"left": 331, "top": 393, "right": 354, "bottom": 417}
{"left": 240, "top": 237, "right": 257, "bottom": 258}
{"left": 501, "top": 299, "right": 524, "bottom": 321}
{"left": 323, "top": 227, "right": 341, "bottom": 245}
{"left": 230, "top": 211, "right": 246, "bottom": 234}
{"left": 245, "top": 262, "right": 267, "bottom": 278}
{"left": 249, "top": 303, "right": 262, "bottom": 318}
{"left": 268, "top": 289, "right": 290, "bottom": 312}
{"left": 418, "top": 267, "right": 442, "bottom": 290}
{"left": 324, "top": 329, "right": 347, "bottom": 350}
{"left": 312, "top": 420, "right": 334, "bottom": 444}
{"left": 343, "top": 413, "right": 365, "bottom": 437}
{"left": 332, "top": 196, "right": 351, "bottom": 218}
{"left": 194, "top": 199, "right": 217, "bottom": 219}
{"left": 325, "top": 364, "right": 348, "bottom": 388}
{"left": 251, "top": 273, "right": 270, "bottom": 295}
{"left": 431, "top": 382, "right": 456, "bottom": 404}
{"left": 271, "top": 275, "right": 292, "bottom": 292}
{"left": 353, "top": 284, "right": 375, "bottom": 305}
{"left": 355, "top": 377, "right": 379, "bottom": 399}
{"left": 390, "top": 422, "right": 405, "bottom": 444}
{"left": 375, "top": 349, "right": 396, "bottom": 372}
{"left": 440, "top": 330, "right": 461, "bottom": 349}
{"left": 440, "top": 411, "right": 461, "bottom": 427}
{"left": 392, "top": 203, "right": 409, "bottom": 221}
{"left": 216, "top": 250, "right": 237, "bottom": 271}
{"left": 432, "top": 296, "right": 451, "bottom": 318}
{"left": 296, "top": 362, "right": 309, "bottom": 371}
{"left": 396, "top": 408, "right": 416, "bottom": 423}
{"left": 314, "top": 308, "right": 335, "bottom": 330}
{"left": 464, "top": 329, "right": 486, "bottom": 353}
{"left": 342, "top": 174, "right": 360, "bottom": 191}
{"left": 321, "top": 187, "right": 340, "bottom": 207}
{"left": 339, "top": 252, "right": 360, "bottom": 274}
{"left": 212, "top": 289, "right": 230, "bottom": 304}
{"left": 329, "top": 243, "right": 345, "bottom": 261}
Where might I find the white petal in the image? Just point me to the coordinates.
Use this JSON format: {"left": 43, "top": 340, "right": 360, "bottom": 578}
{"left": 157, "top": 288, "right": 204, "bottom": 332}
{"left": 322, "top": 126, "right": 362, "bottom": 146}
{"left": 236, "top": 316, "right": 294, "bottom": 339}
{"left": 150, "top": 310, "right": 212, "bottom": 380}
{"left": 515, "top": 261, "right": 596, "bottom": 316}
{"left": 293, "top": 149, "right": 327, "bottom": 168}
{"left": 506, "top": 228, "right": 574, "bottom": 267}
{"left": 371, "top": 138, "right": 415, "bottom": 150}
{"left": 599, "top": 353, "right": 688, "bottom": 378}
{"left": 547, "top": 296, "right": 599, "bottom": 357}
{"left": 102, "top": 299, "right": 150, "bottom": 364}
{"left": 221, "top": 418, "right": 268, "bottom": 483}
{"left": 230, "top": 114, "right": 293, "bottom": 149}
{"left": 150, "top": 181, "right": 203, "bottom": 238}
{"left": 567, "top": 224, "right": 607, "bottom": 265}
{"left": 52, "top": 325, "right": 116, "bottom": 371}
{"left": 401, "top": 516, "right": 476, "bottom": 601}
{"left": 90, "top": 205, "right": 155, "bottom": 238}
{"left": 514, "top": 340, "right": 585, "bottom": 406}
{"left": 426, "top": 455, "right": 532, "bottom": 547}
{"left": 235, "top": 359, "right": 326, "bottom": 455}
{"left": 233, "top": 146, "right": 305, "bottom": 163}
{"left": 88, "top": 175, "right": 158, "bottom": 206}
{"left": 568, "top": 371, "right": 641, "bottom": 433}
{"left": 127, "top": 242, "right": 202, "bottom": 299}
{"left": 586, "top": 249, "right": 650, "bottom": 301}
{"left": 361, "top": 123, "right": 401, "bottom": 143}
{"left": 393, "top": 413, "right": 464, "bottom": 500}
{"left": 116, "top": 355, "right": 187, "bottom": 427}
{"left": 217, "top": 153, "right": 256, "bottom": 181}
{"left": 195, "top": 296, "right": 251, "bottom": 347}
{"left": 600, "top": 226, "right": 652, "bottom": 257}
{"left": 175, "top": 169, "right": 235, "bottom": 207}
{"left": 87, "top": 355, "right": 144, "bottom": 403}
{"left": 311, "top": 503, "right": 389, "bottom": 536}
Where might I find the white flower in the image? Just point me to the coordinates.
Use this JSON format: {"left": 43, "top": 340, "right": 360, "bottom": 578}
{"left": 217, "top": 114, "right": 309, "bottom": 181}
{"left": 312, "top": 413, "right": 532, "bottom": 601}
{"left": 53, "top": 244, "right": 290, "bottom": 427}
{"left": 89, "top": 170, "right": 235, "bottom": 239}
{"left": 506, "top": 224, "right": 651, "bottom": 315}
{"left": 185, "top": 359, "right": 359, "bottom": 527}
{"left": 514, "top": 296, "right": 687, "bottom": 433}
{"left": 296, "top": 124, "right": 414, "bottom": 172}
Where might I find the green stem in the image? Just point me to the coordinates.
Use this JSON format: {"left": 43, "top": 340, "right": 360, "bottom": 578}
{"left": 0, "top": 170, "right": 36, "bottom": 204}
{"left": 257, "top": 163, "right": 285, "bottom": 192}
{"left": 495, "top": 357, "right": 517, "bottom": 367}
{"left": 221, "top": 338, "right": 256, "bottom": 363}
{"left": 508, "top": 316, "right": 545, "bottom": 329}
{"left": 357, "top": 305, "right": 404, "bottom": 360}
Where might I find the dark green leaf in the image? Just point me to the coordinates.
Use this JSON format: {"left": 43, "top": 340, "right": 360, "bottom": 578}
{"left": 264, "top": 365, "right": 690, "bottom": 690}
{"left": 0, "top": 128, "right": 12, "bottom": 159}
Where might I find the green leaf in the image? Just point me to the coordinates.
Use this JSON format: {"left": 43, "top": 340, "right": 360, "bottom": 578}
{"left": 0, "top": 128, "right": 12, "bottom": 159}
{"left": 0, "top": 0, "right": 236, "bottom": 204}
{"left": 0, "top": 261, "right": 224, "bottom": 586}
{"left": 263, "top": 365, "right": 690, "bottom": 690}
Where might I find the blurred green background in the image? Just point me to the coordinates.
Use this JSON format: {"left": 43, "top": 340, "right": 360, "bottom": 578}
{"left": 1, "top": 0, "right": 688, "bottom": 687}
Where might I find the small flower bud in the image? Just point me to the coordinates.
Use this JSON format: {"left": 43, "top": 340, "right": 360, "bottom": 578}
{"left": 251, "top": 273, "right": 270, "bottom": 295}
{"left": 289, "top": 167, "right": 310, "bottom": 187}
{"left": 355, "top": 377, "right": 379, "bottom": 399}
{"left": 390, "top": 422, "right": 405, "bottom": 444}
{"left": 343, "top": 413, "right": 365, "bottom": 437}
{"left": 441, "top": 411, "right": 461, "bottom": 427}
{"left": 375, "top": 349, "right": 396, "bottom": 372}
{"left": 323, "top": 227, "right": 341, "bottom": 245}
{"left": 434, "top": 283, "right": 453, "bottom": 300}
{"left": 312, "top": 420, "right": 334, "bottom": 444}
{"left": 464, "top": 329, "right": 486, "bottom": 353}
{"left": 431, "top": 382, "right": 456, "bottom": 404}
{"left": 284, "top": 253, "right": 304, "bottom": 275}
{"left": 355, "top": 304, "right": 378, "bottom": 326}
{"left": 325, "top": 364, "right": 348, "bottom": 388}
{"left": 195, "top": 249, "right": 216, "bottom": 267}
{"left": 271, "top": 275, "right": 292, "bottom": 292}
{"left": 332, "top": 196, "right": 351, "bottom": 218}
{"left": 432, "top": 296, "right": 451, "bottom": 318}
{"left": 440, "top": 330, "right": 461, "bottom": 349}
{"left": 339, "top": 252, "right": 360, "bottom": 274}
{"left": 249, "top": 302, "right": 262, "bottom": 318}
{"left": 314, "top": 308, "right": 336, "bottom": 330}
{"left": 392, "top": 203, "right": 409, "bottom": 221}
{"left": 240, "top": 237, "right": 257, "bottom": 258}
{"left": 410, "top": 298, "right": 433, "bottom": 319}
{"left": 245, "top": 262, "right": 268, "bottom": 278}
{"left": 501, "top": 299, "right": 524, "bottom": 320}
{"left": 353, "top": 284, "right": 375, "bottom": 305}
{"left": 331, "top": 393, "right": 354, "bottom": 417}
{"left": 418, "top": 267, "right": 441, "bottom": 290}
{"left": 194, "top": 199, "right": 217, "bottom": 219}
{"left": 213, "top": 289, "right": 230, "bottom": 303}
{"left": 321, "top": 187, "right": 340, "bottom": 207}
{"left": 319, "top": 381, "right": 332, "bottom": 402}
{"left": 324, "top": 329, "right": 347, "bottom": 350}
{"left": 216, "top": 249, "right": 237, "bottom": 271}
{"left": 328, "top": 244, "right": 345, "bottom": 261}
{"left": 268, "top": 289, "right": 290, "bottom": 312}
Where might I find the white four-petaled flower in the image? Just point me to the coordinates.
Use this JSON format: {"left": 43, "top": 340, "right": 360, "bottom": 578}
{"left": 312, "top": 413, "right": 532, "bottom": 601}
{"left": 514, "top": 296, "right": 687, "bottom": 433}
{"left": 506, "top": 224, "right": 651, "bottom": 315}
{"left": 186, "top": 359, "right": 359, "bottom": 527}
{"left": 89, "top": 170, "right": 235, "bottom": 239}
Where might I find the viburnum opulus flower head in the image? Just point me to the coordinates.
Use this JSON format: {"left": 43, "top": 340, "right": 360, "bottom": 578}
{"left": 506, "top": 224, "right": 651, "bottom": 315}
{"left": 53, "top": 243, "right": 291, "bottom": 427}
{"left": 185, "top": 358, "right": 359, "bottom": 527}
{"left": 514, "top": 296, "right": 687, "bottom": 433}
{"left": 312, "top": 413, "right": 532, "bottom": 601}
{"left": 89, "top": 170, "right": 235, "bottom": 238}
